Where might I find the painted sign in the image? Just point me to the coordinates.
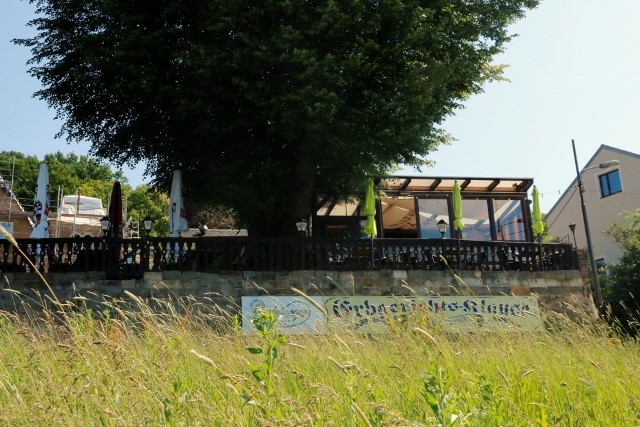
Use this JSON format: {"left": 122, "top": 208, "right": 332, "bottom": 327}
{"left": 242, "top": 296, "right": 325, "bottom": 335}
{"left": 0, "top": 221, "right": 14, "bottom": 238}
{"left": 325, "top": 295, "right": 542, "bottom": 333}
{"left": 242, "top": 295, "right": 542, "bottom": 334}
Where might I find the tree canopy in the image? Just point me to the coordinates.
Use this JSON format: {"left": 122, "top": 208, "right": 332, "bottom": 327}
{"left": 16, "top": 0, "right": 539, "bottom": 236}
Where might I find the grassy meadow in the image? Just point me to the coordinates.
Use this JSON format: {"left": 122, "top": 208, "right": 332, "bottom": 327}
{"left": 0, "top": 288, "right": 639, "bottom": 427}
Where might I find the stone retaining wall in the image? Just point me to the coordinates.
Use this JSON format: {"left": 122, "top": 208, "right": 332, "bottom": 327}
{"left": 1, "top": 268, "right": 595, "bottom": 317}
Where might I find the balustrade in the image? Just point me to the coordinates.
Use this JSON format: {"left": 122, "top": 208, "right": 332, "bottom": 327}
{"left": 0, "top": 237, "right": 578, "bottom": 278}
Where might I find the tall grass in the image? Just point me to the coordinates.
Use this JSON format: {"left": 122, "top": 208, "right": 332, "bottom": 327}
{"left": 1, "top": 222, "right": 638, "bottom": 424}
{"left": 0, "top": 287, "right": 639, "bottom": 426}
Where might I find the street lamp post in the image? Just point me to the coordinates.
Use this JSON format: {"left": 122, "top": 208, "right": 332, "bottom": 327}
{"left": 572, "top": 139, "right": 620, "bottom": 311}
{"left": 100, "top": 216, "right": 111, "bottom": 237}
{"left": 100, "top": 216, "right": 111, "bottom": 272}
{"left": 568, "top": 222, "right": 577, "bottom": 249}
{"left": 143, "top": 216, "right": 153, "bottom": 271}
{"left": 143, "top": 216, "right": 153, "bottom": 237}
{"left": 295, "top": 219, "right": 307, "bottom": 269}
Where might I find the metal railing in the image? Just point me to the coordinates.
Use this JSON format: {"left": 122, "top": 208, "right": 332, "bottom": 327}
{"left": 0, "top": 237, "right": 578, "bottom": 279}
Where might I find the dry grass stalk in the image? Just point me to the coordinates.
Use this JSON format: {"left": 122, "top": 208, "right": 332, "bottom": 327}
{"left": 190, "top": 349, "right": 220, "bottom": 369}
{"left": 351, "top": 402, "right": 373, "bottom": 427}
{"left": 290, "top": 286, "right": 328, "bottom": 317}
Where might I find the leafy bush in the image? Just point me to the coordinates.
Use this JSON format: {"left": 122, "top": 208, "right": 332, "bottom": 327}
{"left": 603, "top": 210, "right": 640, "bottom": 334}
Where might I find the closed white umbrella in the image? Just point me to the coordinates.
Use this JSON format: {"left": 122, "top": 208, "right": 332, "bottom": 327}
{"left": 30, "top": 163, "right": 50, "bottom": 239}
{"left": 168, "top": 170, "right": 189, "bottom": 263}
{"left": 169, "top": 170, "right": 189, "bottom": 237}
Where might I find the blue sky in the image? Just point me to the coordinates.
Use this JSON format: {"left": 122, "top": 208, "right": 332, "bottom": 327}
{"left": 2, "top": 1, "right": 639, "bottom": 212}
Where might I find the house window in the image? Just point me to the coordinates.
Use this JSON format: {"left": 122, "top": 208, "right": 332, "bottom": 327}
{"left": 599, "top": 170, "right": 622, "bottom": 197}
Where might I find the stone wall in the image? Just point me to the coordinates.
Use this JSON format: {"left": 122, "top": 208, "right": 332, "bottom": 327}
{"left": 1, "top": 267, "right": 596, "bottom": 317}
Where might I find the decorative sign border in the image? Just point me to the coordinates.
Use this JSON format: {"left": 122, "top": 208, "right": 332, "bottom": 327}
{"left": 241, "top": 295, "right": 326, "bottom": 335}
{"left": 241, "top": 295, "right": 542, "bottom": 335}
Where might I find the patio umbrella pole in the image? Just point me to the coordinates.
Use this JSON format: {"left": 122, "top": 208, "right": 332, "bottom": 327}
{"left": 538, "top": 234, "right": 543, "bottom": 271}
{"left": 370, "top": 237, "right": 374, "bottom": 269}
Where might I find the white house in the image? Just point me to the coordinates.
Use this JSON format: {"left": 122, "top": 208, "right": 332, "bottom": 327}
{"left": 546, "top": 145, "right": 640, "bottom": 266}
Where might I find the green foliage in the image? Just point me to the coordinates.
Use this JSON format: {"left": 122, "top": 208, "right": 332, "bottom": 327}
{"left": 422, "top": 366, "right": 459, "bottom": 426}
{"left": 125, "top": 185, "right": 169, "bottom": 236}
{"left": 246, "top": 309, "right": 287, "bottom": 401}
{"left": 603, "top": 209, "right": 640, "bottom": 334}
{"left": 15, "top": 0, "right": 539, "bottom": 236}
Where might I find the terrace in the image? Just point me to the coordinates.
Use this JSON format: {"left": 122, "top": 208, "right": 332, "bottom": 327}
{"left": 0, "top": 176, "right": 578, "bottom": 279}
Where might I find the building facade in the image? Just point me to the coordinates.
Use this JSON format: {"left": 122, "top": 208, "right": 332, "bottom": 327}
{"left": 546, "top": 145, "right": 640, "bottom": 266}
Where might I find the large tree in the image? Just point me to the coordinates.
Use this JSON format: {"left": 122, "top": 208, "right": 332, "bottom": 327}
{"left": 16, "top": 0, "right": 539, "bottom": 237}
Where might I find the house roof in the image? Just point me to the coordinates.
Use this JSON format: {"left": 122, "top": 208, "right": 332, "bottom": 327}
{"left": 545, "top": 144, "right": 638, "bottom": 217}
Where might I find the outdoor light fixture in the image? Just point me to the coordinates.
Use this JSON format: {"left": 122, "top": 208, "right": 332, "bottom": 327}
{"left": 100, "top": 216, "right": 111, "bottom": 236}
{"left": 295, "top": 219, "right": 308, "bottom": 235}
{"left": 572, "top": 139, "right": 619, "bottom": 311}
{"left": 595, "top": 160, "right": 620, "bottom": 169}
{"left": 569, "top": 222, "right": 577, "bottom": 249}
{"left": 141, "top": 216, "right": 154, "bottom": 271}
{"left": 143, "top": 216, "right": 153, "bottom": 233}
{"left": 437, "top": 219, "right": 448, "bottom": 239}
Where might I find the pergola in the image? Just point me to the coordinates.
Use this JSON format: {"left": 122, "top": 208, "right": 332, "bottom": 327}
{"left": 313, "top": 176, "right": 535, "bottom": 241}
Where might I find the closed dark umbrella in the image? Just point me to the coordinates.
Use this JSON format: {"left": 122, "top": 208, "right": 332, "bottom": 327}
{"left": 108, "top": 181, "right": 123, "bottom": 238}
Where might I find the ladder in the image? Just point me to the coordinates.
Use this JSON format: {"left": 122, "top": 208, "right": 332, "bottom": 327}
{"left": 0, "top": 157, "right": 17, "bottom": 220}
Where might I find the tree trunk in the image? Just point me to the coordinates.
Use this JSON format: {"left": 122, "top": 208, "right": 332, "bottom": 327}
{"left": 248, "top": 139, "right": 316, "bottom": 238}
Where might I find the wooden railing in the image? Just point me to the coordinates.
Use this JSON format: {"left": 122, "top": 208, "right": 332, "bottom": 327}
{"left": 0, "top": 237, "right": 578, "bottom": 279}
